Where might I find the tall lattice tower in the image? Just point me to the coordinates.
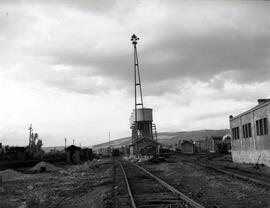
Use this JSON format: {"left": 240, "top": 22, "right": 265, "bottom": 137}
{"left": 130, "top": 34, "right": 155, "bottom": 144}
{"left": 131, "top": 34, "right": 144, "bottom": 121}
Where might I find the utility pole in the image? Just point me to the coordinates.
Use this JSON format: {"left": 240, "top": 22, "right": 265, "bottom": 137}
{"left": 28, "top": 124, "right": 33, "bottom": 148}
{"left": 64, "top": 138, "right": 67, "bottom": 149}
{"left": 109, "top": 132, "right": 111, "bottom": 147}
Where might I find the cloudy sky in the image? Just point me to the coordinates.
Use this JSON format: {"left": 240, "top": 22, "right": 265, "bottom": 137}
{"left": 0, "top": 0, "right": 269, "bottom": 147}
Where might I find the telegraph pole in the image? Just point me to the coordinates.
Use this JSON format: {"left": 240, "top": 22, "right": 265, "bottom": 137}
{"left": 109, "top": 132, "right": 111, "bottom": 147}
{"left": 28, "top": 124, "right": 33, "bottom": 148}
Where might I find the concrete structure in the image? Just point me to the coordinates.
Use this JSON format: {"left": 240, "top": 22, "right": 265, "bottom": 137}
{"left": 230, "top": 99, "right": 270, "bottom": 166}
{"left": 180, "top": 140, "right": 194, "bottom": 154}
{"left": 66, "top": 145, "right": 81, "bottom": 163}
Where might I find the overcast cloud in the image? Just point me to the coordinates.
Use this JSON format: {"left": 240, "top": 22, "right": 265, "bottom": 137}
{"left": 0, "top": 1, "right": 269, "bottom": 146}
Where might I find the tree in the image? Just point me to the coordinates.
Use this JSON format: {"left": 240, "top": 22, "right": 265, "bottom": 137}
{"left": 36, "top": 139, "right": 43, "bottom": 151}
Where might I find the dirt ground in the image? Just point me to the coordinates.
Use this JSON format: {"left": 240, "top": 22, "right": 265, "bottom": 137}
{"left": 0, "top": 159, "right": 114, "bottom": 208}
{"left": 141, "top": 154, "right": 270, "bottom": 208}
{"left": 3, "top": 155, "right": 270, "bottom": 208}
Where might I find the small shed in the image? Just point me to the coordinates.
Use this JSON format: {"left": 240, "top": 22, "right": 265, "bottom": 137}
{"left": 6, "top": 147, "right": 26, "bottom": 160}
{"left": 0, "top": 143, "right": 4, "bottom": 156}
{"left": 205, "top": 136, "right": 223, "bottom": 153}
{"left": 181, "top": 140, "right": 195, "bottom": 154}
{"left": 130, "top": 137, "right": 160, "bottom": 156}
{"left": 81, "top": 148, "right": 93, "bottom": 161}
{"left": 194, "top": 140, "right": 207, "bottom": 153}
{"left": 66, "top": 145, "right": 81, "bottom": 163}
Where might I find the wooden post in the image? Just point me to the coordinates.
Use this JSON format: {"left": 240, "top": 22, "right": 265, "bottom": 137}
{"left": 0, "top": 176, "right": 4, "bottom": 193}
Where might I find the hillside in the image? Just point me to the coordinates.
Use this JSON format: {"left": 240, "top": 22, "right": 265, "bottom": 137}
{"left": 92, "top": 129, "right": 229, "bottom": 149}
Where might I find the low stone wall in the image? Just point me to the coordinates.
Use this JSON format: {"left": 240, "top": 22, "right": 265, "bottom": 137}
{"left": 232, "top": 150, "right": 270, "bottom": 167}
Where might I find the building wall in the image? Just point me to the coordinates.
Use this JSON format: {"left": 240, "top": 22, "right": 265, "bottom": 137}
{"left": 195, "top": 140, "right": 207, "bottom": 152}
{"left": 72, "top": 151, "right": 80, "bottom": 163}
{"left": 181, "top": 143, "right": 194, "bottom": 154}
{"left": 66, "top": 150, "right": 80, "bottom": 163}
{"left": 230, "top": 103, "right": 270, "bottom": 166}
{"left": 205, "top": 137, "right": 214, "bottom": 152}
{"left": 66, "top": 151, "right": 71, "bottom": 163}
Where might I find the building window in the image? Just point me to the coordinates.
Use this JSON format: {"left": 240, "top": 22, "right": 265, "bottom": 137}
{"left": 256, "top": 118, "right": 268, "bottom": 136}
{"left": 248, "top": 123, "right": 252, "bottom": 137}
{"left": 232, "top": 127, "right": 239, "bottom": 140}
{"left": 264, "top": 118, "right": 268, "bottom": 135}
{"left": 242, "top": 123, "right": 252, "bottom": 138}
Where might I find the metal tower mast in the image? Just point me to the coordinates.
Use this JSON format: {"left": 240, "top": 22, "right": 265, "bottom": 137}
{"left": 131, "top": 34, "right": 144, "bottom": 122}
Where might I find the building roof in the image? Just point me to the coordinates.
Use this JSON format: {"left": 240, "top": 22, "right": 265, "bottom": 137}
{"left": 66, "top": 145, "right": 81, "bottom": 151}
{"left": 130, "top": 137, "right": 159, "bottom": 146}
{"left": 230, "top": 99, "right": 270, "bottom": 121}
{"left": 212, "top": 136, "right": 222, "bottom": 140}
{"left": 181, "top": 140, "right": 194, "bottom": 145}
{"left": 8, "top": 146, "right": 26, "bottom": 152}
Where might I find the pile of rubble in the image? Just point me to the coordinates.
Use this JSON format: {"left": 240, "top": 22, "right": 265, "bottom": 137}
{"left": 30, "top": 161, "right": 60, "bottom": 172}
{"left": 59, "top": 161, "right": 98, "bottom": 177}
{"left": 0, "top": 169, "right": 31, "bottom": 182}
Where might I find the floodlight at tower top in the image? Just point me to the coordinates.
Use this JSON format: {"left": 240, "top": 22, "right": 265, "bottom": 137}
{"left": 131, "top": 34, "right": 139, "bottom": 45}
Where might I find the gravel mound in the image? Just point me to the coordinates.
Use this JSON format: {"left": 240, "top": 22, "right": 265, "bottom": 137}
{"left": 0, "top": 169, "right": 29, "bottom": 181}
{"left": 30, "top": 161, "right": 60, "bottom": 172}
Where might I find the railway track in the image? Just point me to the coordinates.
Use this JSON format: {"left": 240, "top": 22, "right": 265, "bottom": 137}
{"left": 197, "top": 161, "right": 270, "bottom": 189}
{"left": 180, "top": 154, "right": 270, "bottom": 189}
{"left": 114, "top": 160, "right": 205, "bottom": 208}
{"left": 139, "top": 155, "right": 270, "bottom": 208}
{"left": 196, "top": 154, "right": 270, "bottom": 189}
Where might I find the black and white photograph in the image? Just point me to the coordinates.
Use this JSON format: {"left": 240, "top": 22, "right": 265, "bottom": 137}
{"left": 0, "top": 1, "right": 270, "bottom": 207}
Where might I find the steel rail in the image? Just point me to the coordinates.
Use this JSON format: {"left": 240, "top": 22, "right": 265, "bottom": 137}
{"left": 197, "top": 162, "right": 270, "bottom": 189}
{"left": 182, "top": 155, "right": 270, "bottom": 189}
{"left": 126, "top": 161, "right": 205, "bottom": 208}
{"left": 118, "top": 162, "right": 137, "bottom": 208}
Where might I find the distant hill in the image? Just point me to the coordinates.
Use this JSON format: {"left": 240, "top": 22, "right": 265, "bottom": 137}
{"left": 92, "top": 129, "right": 229, "bottom": 150}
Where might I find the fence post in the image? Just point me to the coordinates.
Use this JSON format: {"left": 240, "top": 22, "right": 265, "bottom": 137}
{"left": 0, "top": 176, "right": 4, "bottom": 193}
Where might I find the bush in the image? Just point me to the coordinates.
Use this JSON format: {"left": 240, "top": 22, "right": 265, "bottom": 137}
{"left": 26, "top": 193, "right": 41, "bottom": 208}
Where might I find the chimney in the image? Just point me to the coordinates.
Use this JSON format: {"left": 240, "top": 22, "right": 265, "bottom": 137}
{"left": 258, "top": 99, "right": 270, "bottom": 105}
{"left": 229, "top": 115, "right": 233, "bottom": 120}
